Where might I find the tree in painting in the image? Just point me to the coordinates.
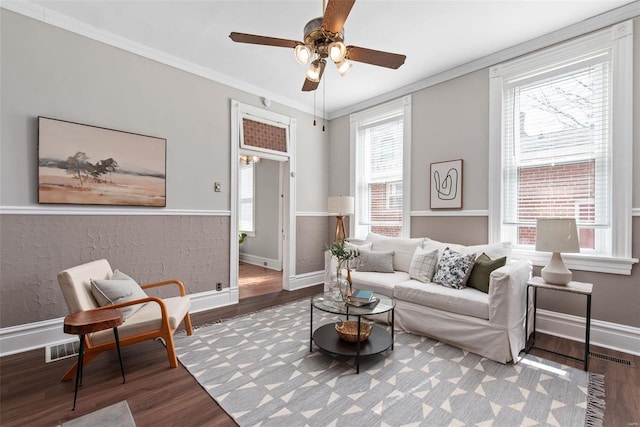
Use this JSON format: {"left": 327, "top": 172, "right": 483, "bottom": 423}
{"left": 65, "top": 151, "right": 92, "bottom": 185}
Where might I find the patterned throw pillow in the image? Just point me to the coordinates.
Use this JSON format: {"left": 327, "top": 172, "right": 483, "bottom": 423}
{"left": 356, "top": 249, "right": 395, "bottom": 273}
{"left": 432, "top": 247, "right": 476, "bottom": 289}
{"left": 467, "top": 253, "right": 507, "bottom": 293}
{"left": 408, "top": 247, "right": 439, "bottom": 283}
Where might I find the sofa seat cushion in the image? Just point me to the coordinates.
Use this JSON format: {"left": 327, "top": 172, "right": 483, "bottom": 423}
{"left": 394, "top": 280, "right": 489, "bottom": 320}
{"left": 89, "top": 296, "right": 191, "bottom": 345}
{"left": 349, "top": 270, "right": 410, "bottom": 298}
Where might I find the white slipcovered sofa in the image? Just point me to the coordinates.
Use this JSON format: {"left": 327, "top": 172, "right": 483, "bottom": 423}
{"left": 325, "top": 233, "right": 532, "bottom": 364}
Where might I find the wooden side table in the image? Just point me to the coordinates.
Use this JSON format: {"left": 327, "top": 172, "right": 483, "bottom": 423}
{"left": 63, "top": 309, "right": 126, "bottom": 410}
{"left": 525, "top": 276, "right": 593, "bottom": 371}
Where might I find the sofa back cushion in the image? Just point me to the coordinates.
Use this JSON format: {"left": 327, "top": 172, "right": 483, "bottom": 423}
{"left": 366, "top": 233, "right": 424, "bottom": 273}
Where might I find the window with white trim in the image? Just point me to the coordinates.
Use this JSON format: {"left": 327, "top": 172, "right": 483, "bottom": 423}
{"left": 489, "top": 21, "right": 635, "bottom": 274}
{"left": 238, "top": 162, "right": 255, "bottom": 235}
{"left": 351, "top": 96, "right": 411, "bottom": 238}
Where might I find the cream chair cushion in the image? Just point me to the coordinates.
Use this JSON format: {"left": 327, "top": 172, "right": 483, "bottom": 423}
{"left": 58, "top": 259, "right": 112, "bottom": 313}
{"left": 89, "top": 296, "right": 191, "bottom": 345}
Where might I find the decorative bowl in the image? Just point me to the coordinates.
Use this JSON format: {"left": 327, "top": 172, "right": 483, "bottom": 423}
{"left": 335, "top": 320, "right": 372, "bottom": 342}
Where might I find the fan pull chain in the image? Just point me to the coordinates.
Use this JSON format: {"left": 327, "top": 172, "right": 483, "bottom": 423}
{"left": 322, "top": 76, "right": 326, "bottom": 131}
{"left": 313, "top": 90, "right": 317, "bottom": 127}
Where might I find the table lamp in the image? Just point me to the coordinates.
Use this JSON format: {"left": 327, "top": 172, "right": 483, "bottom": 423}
{"left": 328, "top": 196, "right": 354, "bottom": 242}
{"left": 535, "top": 218, "right": 580, "bottom": 285}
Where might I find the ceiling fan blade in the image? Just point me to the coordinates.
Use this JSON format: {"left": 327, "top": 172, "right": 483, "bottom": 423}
{"left": 347, "top": 46, "right": 406, "bottom": 69}
{"left": 302, "top": 61, "right": 326, "bottom": 92}
{"left": 229, "top": 32, "right": 299, "bottom": 48}
{"left": 321, "top": 0, "right": 356, "bottom": 35}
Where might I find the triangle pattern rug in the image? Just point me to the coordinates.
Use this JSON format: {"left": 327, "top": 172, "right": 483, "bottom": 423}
{"left": 174, "top": 299, "right": 604, "bottom": 427}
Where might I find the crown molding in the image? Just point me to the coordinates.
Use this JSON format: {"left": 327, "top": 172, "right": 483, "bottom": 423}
{"left": 328, "top": 1, "right": 640, "bottom": 119}
{"left": 0, "top": 1, "right": 316, "bottom": 117}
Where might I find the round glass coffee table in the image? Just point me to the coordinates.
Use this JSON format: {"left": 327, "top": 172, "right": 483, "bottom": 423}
{"left": 310, "top": 292, "right": 395, "bottom": 374}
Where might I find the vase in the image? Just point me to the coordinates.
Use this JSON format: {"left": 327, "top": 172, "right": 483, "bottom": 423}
{"left": 331, "top": 262, "right": 349, "bottom": 302}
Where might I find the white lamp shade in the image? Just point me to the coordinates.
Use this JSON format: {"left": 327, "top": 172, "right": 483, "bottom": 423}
{"left": 306, "top": 60, "right": 321, "bottom": 82}
{"left": 328, "top": 41, "right": 347, "bottom": 62}
{"left": 294, "top": 44, "right": 312, "bottom": 65}
{"left": 535, "top": 218, "right": 580, "bottom": 253}
{"left": 328, "top": 196, "right": 354, "bottom": 215}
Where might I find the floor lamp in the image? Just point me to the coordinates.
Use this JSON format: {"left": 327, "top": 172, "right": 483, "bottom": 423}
{"left": 328, "top": 196, "right": 354, "bottom": 242}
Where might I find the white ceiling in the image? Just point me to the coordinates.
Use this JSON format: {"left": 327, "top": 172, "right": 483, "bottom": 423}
{"left": 13, "top": 1, "right": 640, "bottom": 116}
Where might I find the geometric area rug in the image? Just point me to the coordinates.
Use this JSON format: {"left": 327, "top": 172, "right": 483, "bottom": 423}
{"left": 174, "top": 299, "right": 605, "bottom": 427}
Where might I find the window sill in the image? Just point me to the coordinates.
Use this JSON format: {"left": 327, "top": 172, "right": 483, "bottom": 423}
{"left": 512, "top": 249, "right": 638, "bottom": 276}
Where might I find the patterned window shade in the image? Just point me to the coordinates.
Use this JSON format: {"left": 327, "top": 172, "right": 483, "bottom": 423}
{"left": 243, "top": 119, "right": 287, "bottom": 153}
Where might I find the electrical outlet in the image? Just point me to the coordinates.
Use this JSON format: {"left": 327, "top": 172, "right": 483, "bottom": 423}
{"left": 264, "top": 262, "right": 268, "bottom": 267}
{"left": 214, "top": 182, "right": 221, "bottom": 192}
{"left": 216, "top": 282, "right": 222, "bottom": 291}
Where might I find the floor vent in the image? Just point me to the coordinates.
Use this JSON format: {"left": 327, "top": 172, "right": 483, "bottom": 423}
{"left": 589, "top": 351, "right": 634, "bottom": 367}
{"left": 46, "top": 340, "right": 79, "bottom": 363}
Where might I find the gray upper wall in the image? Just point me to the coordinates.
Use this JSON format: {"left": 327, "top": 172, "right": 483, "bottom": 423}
{"left": 0, "top": 9, "right": 330, "bottom": 212}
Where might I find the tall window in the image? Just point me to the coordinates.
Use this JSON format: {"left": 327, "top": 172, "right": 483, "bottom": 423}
{"left": 238, "top": 161, "right": 255, "bottom": 234}
{"left": 351, "top": 96, "right": 411, "bottom": 238}
{"left": 489, "top": 21, "right": 634, "bottom": 274}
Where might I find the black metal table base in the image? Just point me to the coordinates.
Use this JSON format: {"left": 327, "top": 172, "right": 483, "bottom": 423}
{"left": 310, "top": 299, "right": 394, "bottom": 374}
{"left": 72, "top": 327, "right": 126, "bottom": 411}
{"left": 525, "top": 285, "right": 591, "bottom": 371}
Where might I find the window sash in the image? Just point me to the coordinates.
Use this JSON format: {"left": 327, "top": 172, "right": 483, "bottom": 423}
{"left": 355, "top": 111, "right": 404, "bottom": 237}
{"left": 489, "top": 20, "right": 634, "bottom": 270}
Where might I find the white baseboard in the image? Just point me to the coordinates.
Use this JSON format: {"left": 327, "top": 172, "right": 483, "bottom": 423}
{"left": 286, "top": 270, "right": 324, "bottom": 291}
{"left": 536, "top": 309, "right": 640, "bottom": 356}
{"left": 0, "top": 289, "right": 238, "bottom": 358}
{"left": 239, "top": 253, "right": 282, "bottom": 271}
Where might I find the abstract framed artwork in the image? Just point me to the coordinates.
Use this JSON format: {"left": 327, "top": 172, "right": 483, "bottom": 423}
{"left": 38, "top": 117, "right": 166, "bottom": 207}
{"left": 430, "top": 159, "right": 463, "bottom": 210}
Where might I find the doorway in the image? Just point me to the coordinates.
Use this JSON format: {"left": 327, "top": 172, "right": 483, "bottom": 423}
{"left": 238, "top": 157, "right": 284, "bottom": 299}
{"left": 230, "top": 100, "right": 297, "bottom": 304}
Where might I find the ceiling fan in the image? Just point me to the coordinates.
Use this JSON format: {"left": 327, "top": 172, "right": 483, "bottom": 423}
{"left": 229, "top": 0, "right": 406, "bottom": 92}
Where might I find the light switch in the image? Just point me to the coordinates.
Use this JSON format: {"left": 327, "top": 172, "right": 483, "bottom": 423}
{"left": 214, "top": 182, "right": 221, "bottom": 192}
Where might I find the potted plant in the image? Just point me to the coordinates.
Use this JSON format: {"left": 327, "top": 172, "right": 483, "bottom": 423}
{"left": 325, "top": 239, "right": 358, "bottom": 300}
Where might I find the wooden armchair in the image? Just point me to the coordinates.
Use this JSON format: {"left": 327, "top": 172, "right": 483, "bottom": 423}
{"left": 57, "top": 259, "right": 193, "bottom": 381}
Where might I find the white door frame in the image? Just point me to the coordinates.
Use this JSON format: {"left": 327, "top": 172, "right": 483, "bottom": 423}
{"left": 230, "top": 100, "right": 296, "bottom": 302}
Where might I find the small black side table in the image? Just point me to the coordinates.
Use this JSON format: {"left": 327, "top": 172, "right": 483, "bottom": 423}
{"left": 63, "top": 309, "right": 126, "bottom": 410}
{"left": 525, "top": 276, "right": 593, "bottom": 371}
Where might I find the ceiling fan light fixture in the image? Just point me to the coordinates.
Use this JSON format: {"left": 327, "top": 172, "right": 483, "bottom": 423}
{"left": 306, "top": 60, "right": 322, "bottom": 82}
{"left": 294, "top": 44, "right": 313, "bottom": 65}
{"left": 328, "top": 41, "right": 347, "bottom": 62}
{"left": 336, "top": 58, "right": 352, "bottom": 76}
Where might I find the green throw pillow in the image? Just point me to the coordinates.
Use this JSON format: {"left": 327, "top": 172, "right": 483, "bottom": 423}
{"left": 467, "top": 253, "right": 507, "bottom": 293}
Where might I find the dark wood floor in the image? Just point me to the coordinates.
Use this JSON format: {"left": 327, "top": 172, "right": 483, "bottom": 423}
{"left": 238, "top": 262, "right": 282, "bottom": 299}
{"left": 1, "top": 286, "right": 638, "bottom": 427}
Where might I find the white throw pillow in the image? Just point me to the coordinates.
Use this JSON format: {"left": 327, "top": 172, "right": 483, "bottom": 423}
{"left": 345, "top": 241, "right": 373, "bottom": 270}
{"left": 408, "top": 247, "right": 439, "bottom": 283}
{"left": 91, "top": 269, "right": 148, "bottom": 319}
{"left": 432, "top": 247, "right": 476, "bottom": 289}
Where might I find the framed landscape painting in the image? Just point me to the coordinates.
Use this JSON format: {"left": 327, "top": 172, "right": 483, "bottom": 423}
{"left": 430, "top": 159, "right": 463, "bottom": 209}
{"left": 38, "top": 117, "right": 166, "bottom": 207}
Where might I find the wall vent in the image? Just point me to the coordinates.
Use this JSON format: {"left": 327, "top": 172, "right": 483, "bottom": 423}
{"left": 590, "top": 351, "right": 633, "bottom": 367}
{"left": 46, "top": 340, "right": 79, "bottom": 363}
